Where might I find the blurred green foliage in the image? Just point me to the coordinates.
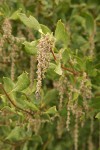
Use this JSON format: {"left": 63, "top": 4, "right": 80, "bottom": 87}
{"left": 0, "top": 0, "right": 100, "bottom": 150}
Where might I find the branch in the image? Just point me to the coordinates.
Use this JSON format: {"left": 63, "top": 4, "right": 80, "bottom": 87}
{"left": 61, "top": 65, "right": 78, "bottom": 75}
{"left": 50, "top": 49, "right": 80, "bottom": 75}
{"left": 0, "top": 83, "right": 33, "bottom": 116}
{"left": 50, "top": 48, "right": 57, "bottom": 61}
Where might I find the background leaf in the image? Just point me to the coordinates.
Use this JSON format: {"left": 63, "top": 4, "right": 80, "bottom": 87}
{"left": 18, "top": 13, "right": 41, "bottom": 30}
{"left": 45, "top": 106, "right": 57, "bottom": 115}
{"left": 3, "top": 77, "right": 15, "bottom": 92}
{"left": 23, "top": 41, "right": 38, "bottom": 55}
{"left": 54, "top": 62, "right": 62, "bottom": 75}
{"left": 55, "top": 20, "right": 69, "bottom": 47}
{"left": 13, "top": 72, "right": 30, "bottom": 91}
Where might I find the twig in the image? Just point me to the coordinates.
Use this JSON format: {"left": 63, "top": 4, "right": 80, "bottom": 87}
{"left": 50, "top": 48, "right": 57, "bottom": 61}
{"left": 50, "top": 49, "right": 80, "bottom": 75}
{"left": 61, "top": 65, "right": 78, "bottom": 76}
{"left": 0, "top": 83, "right": 33, "bottom": 116}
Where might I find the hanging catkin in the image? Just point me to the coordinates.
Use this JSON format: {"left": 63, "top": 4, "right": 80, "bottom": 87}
{"left": 11, "top": 44, "right": 16, "bottom": 81}
{"left": 36, "top": 33, "right": 55, "bottom": 99}
{"left": 2, "top": 18, "right": 12, "bottom": 39}
{"left": 66, "top": 89, "right": 72, "bottom": 131}
{"left": 66, "top": 105, "right": 70, "bottom": 131}
{"left": 58, "top": 73, "right": 66, "bottom": 110}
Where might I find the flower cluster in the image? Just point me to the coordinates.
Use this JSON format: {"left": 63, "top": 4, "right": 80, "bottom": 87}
{"left": 36, "top": 33, "right": 55, "bottom": 99}
{"left": 66, "top": 104, "right": 71, "bottom": 131}
{"left": 0, "top": 18, "right": 25, "bottom": 80}
{"left": 53, "top": 74, "right": 67, "bottom": 111}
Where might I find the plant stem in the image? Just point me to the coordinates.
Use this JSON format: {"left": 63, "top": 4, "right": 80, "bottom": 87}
{"left": 0, "top": 83, "right": 33, "bottom": 116}
{"left": 50, "top": 49, "right": 80, "bottom": 76}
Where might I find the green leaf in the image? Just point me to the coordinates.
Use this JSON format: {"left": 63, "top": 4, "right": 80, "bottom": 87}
{"left": 0, "top": 126, "right": 10, "bottom": 137}
{"left": 95, "top": 112, "right": 100, "bottom": 119}
{"left": 22, "top": 79, "right": 37, "bottom": 94}
{"left": 59, "top": 106, "right": 67, "bottom": 117}
{"left": 24, "top": 101, "right": 39, "bottom": 111}
{"left": 0, "top": 95, "right": 7, "bottom": 103}
{"left": 6, "top": 126, "right": 26, "bottom": 142}
{"left": 18, "top": 13, "right": 41, "bottom": 30}
{"left": 32, "top": 135, "right": 43, "bottom": 144}
{"left": 1, "top": 106, "right": 15, "bottom": 113}
{"left": 71, "top": 15, "right": 86, "bottom": 29}
{"left": 40, "top": 24, "right": 51, "bottom": 34}
{"left": 83, "top": 12, "right": 95, "bottom": 35}
{"left": 13, "top": 72, "right": 30, "bottom": 91}
{"left": 55, "top": 20, "right": 69, "bottom": 47}
{"left": 73, "top": 92, "right": 79, "bottom": 101}
{"left": 23, "top": 41, "right": 38, "bottom": 55}
{"left": 10, "top": 8, "right": 22, "bottom": 20}
{"left": 11, "top": 92, "right": 30, "bottom": 109}
{"left": 72, "top": 34, "right": 87, "bottom": 47}
{"left": 29, "top": 15, "right": 41, "bottom": 31}
{"left": 3, "top": 77, "right": 15, "bottom": 92}
{"left": 62, "top": 48, "right": 69, "bottom": 64}
{"left": 90, "top": 97, "right": 100, "bottom": 109}
{"left": 45, "top": 106, "right": 57, "bottom": 115}
{"left": 54, "top": 62, "right": 62, "bottom": 75}
{"left": 49, "top": 63, "right": 56, "bottom": 70}
{"left": 44, "top": 89, "right": 58, "bottom": 105}
{"left": 75, "top": 56, "right": 86, "bottom": 70}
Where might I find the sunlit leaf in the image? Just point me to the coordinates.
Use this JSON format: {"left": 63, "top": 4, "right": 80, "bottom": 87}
{"left": 54, "top": 62, "right": 62, "bottom": 75}
{"left": 40, "top": 24, "right": 51, "bottom": 34}
{"left": 95, "top": 112, "right": 100, "bottom": 119}
{"left": 10, "top": 8, "right": 22, "bottom": 20}
{"left": 45, "top": 106, "right": 57, "bottom": 115}
{"left": 18, "top": 13, "right": 41, "bottom": 30}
